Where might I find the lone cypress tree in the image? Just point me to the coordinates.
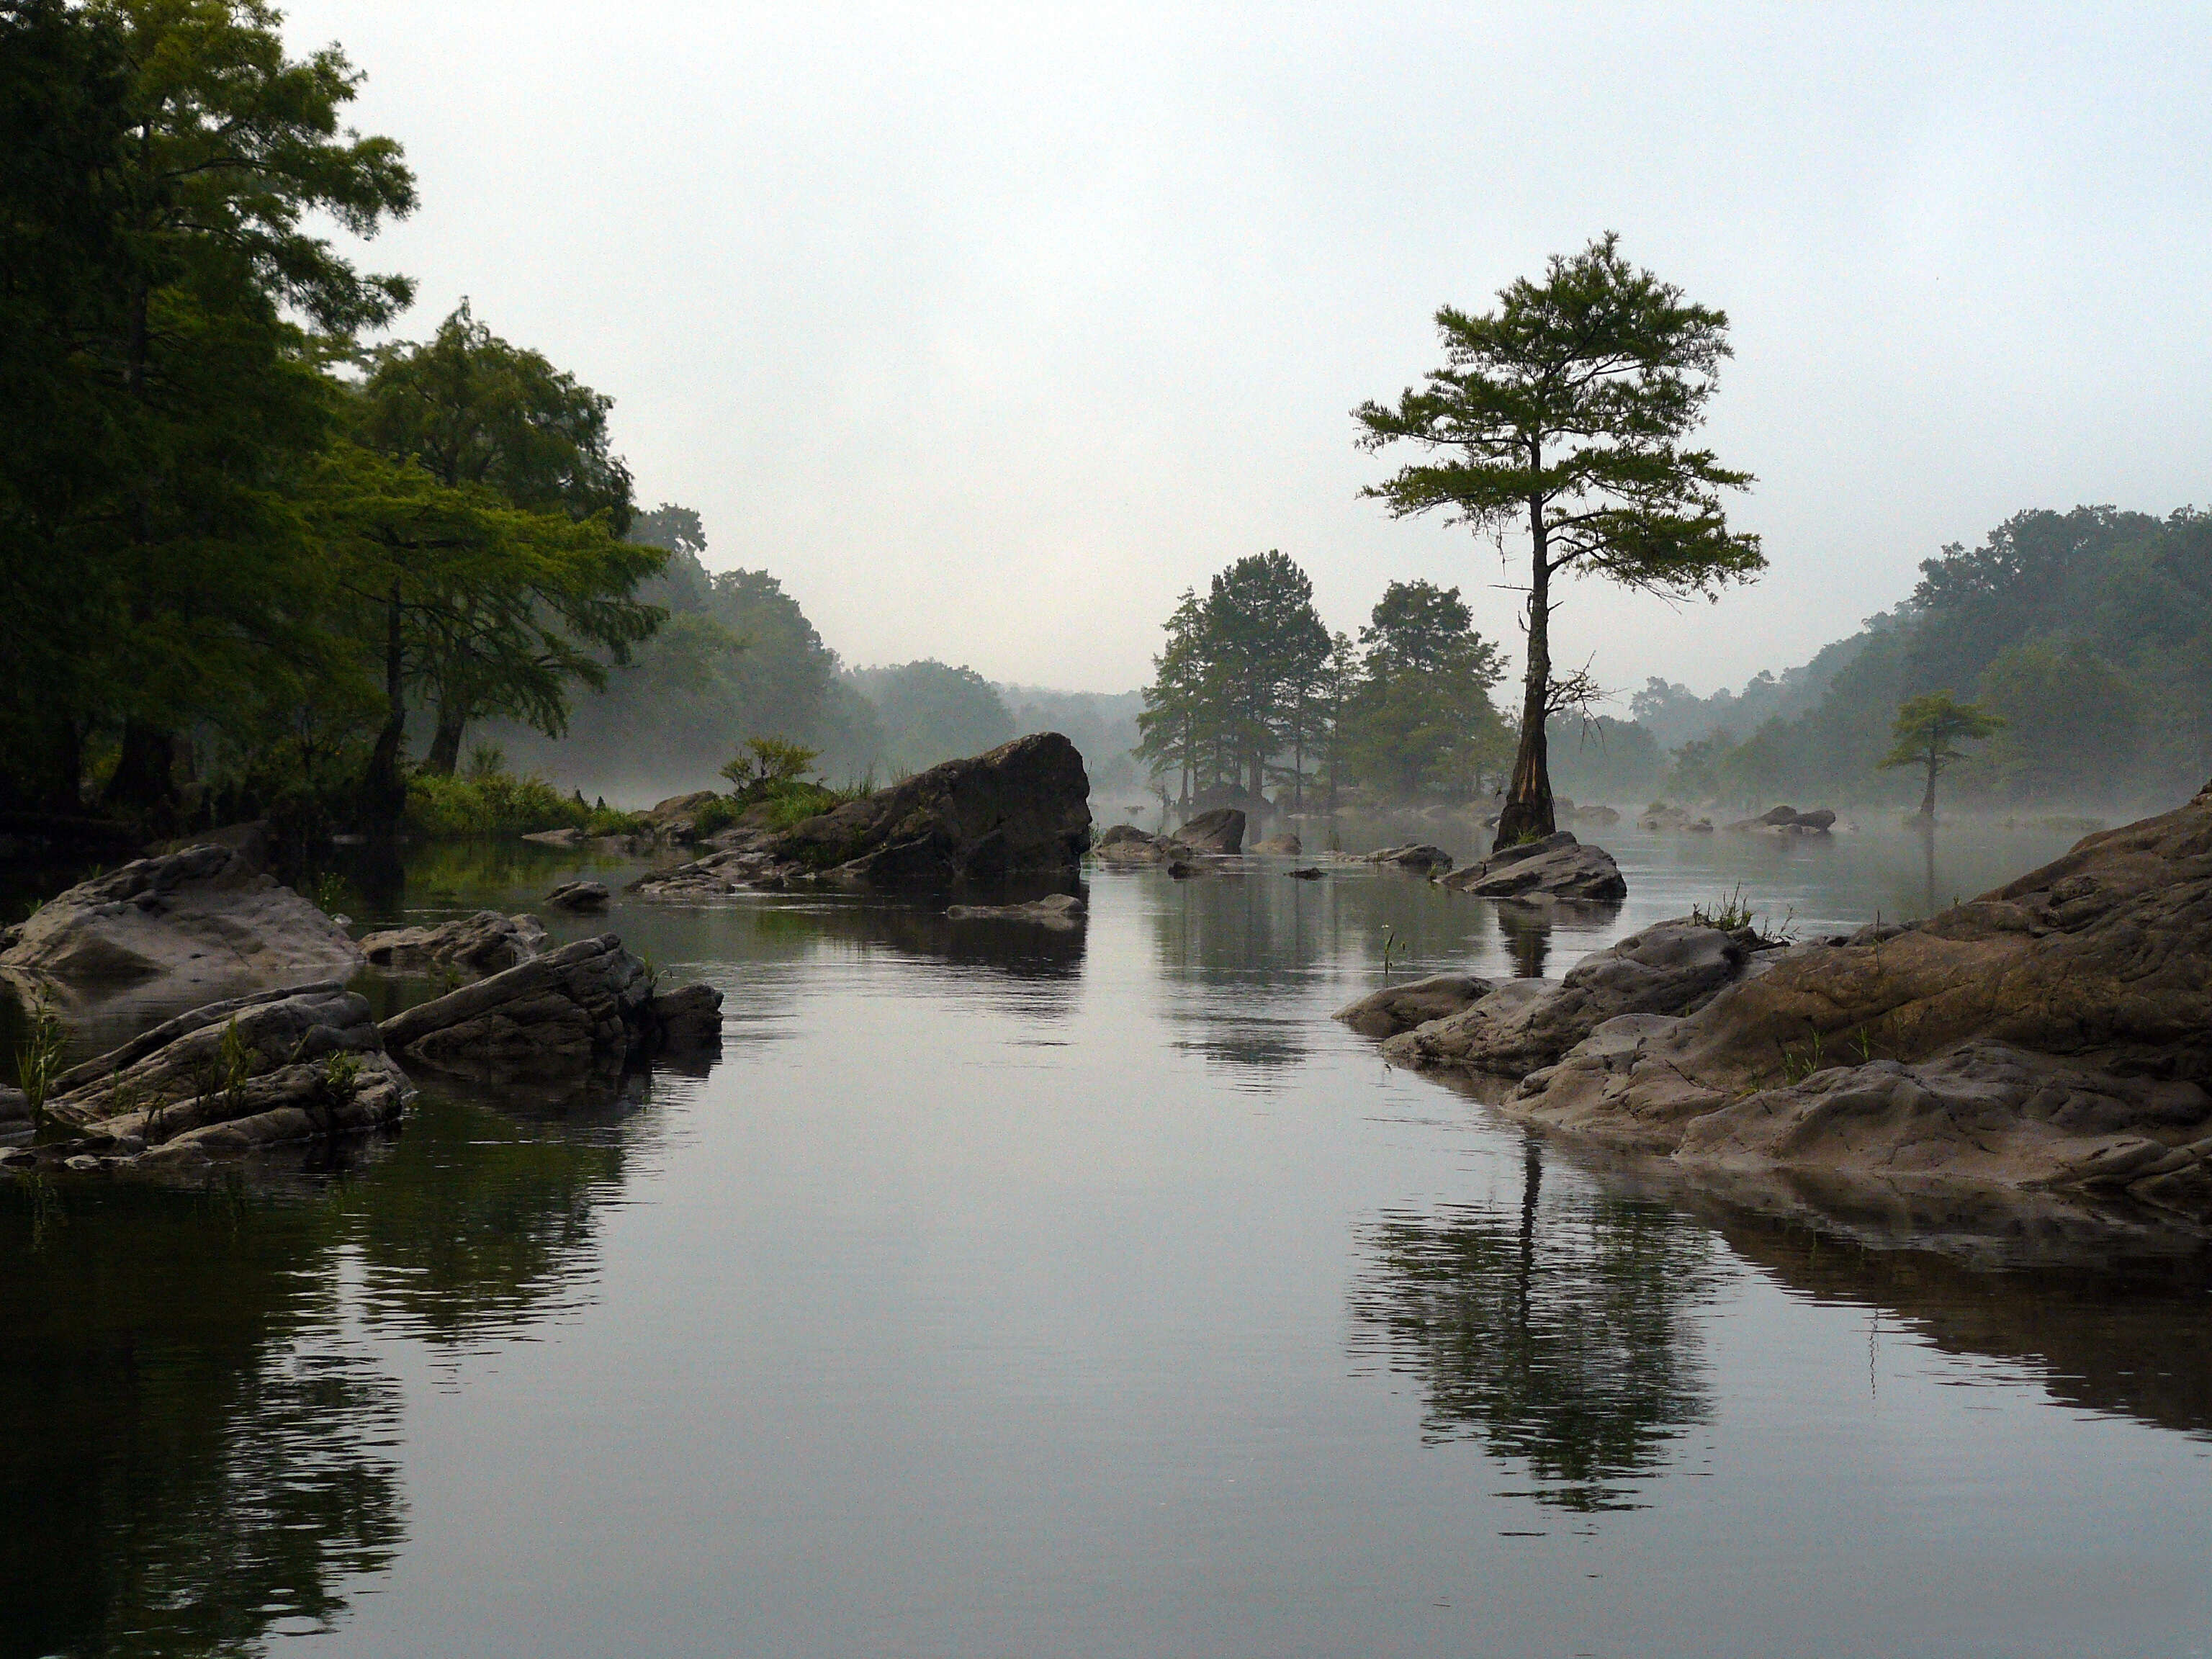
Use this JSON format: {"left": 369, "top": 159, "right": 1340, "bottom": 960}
{"left": 1355, "top": 234, "right": 1763, "bottom": 844}
{"left": 1881, "top": 691, "right": 2005, "bottom": 818}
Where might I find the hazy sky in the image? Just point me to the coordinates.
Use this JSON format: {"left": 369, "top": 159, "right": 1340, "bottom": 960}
{"left": 284, "top": 2, "right": 2211, "bottom": 700}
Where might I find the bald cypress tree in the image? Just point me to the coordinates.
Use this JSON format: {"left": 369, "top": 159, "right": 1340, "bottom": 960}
{"left": 1355, "top": 234, "right": 1763, "bottom": 844}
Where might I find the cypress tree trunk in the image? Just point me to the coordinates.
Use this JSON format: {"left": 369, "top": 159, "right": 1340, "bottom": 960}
{"left": 423, "top": 706, "right": 466, "bottom": 777}
{"left": 1496, "top": 475, "right": 1556, "bottom": 846}
{"left": 363, "top": 583, "right": 409, "bottom": 824}
{"left": 104, "top": 719, "right": 179, "bottom": 824}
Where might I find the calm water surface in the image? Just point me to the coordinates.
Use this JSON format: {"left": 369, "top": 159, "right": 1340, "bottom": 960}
{"left": 4, "top": 821, "right": 2209, "bottom": 1658}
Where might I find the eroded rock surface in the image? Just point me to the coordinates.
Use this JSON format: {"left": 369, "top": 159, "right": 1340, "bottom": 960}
{"left": 1093, "top": 824, "right": 1173, "bottom": 866}
{"left": 18, "top": 982, "right": 410, "bottom": 1169}
{"left": 547, "top": 880, "right": 611, "bottom": 912}
{"left": 1251, "top": 833, "right": 1303, "bottom": 855}
{"left": 1501, "top": 783, "right": 2212, "bottom": 1218}
{"left": 1171, "top": 808, "right": 1245, "bottom": 854}
{"left": 0, "top": 844, "right": 363, "bottom": 994}
{"left": 1335, "top": 973, "right": 1492, "bottom": 1038}
{"left": 379, "top": 934, "right": 654, "bottom": 1080}
{"left": 638, "top": 733, "right": 1091, "bottom": 896}
{"left": 1384, "top": 920, "right": 1763, "bottom": 1074}
{"left": 361, "top": 911, "right": 547, "bottom": 974}
{"left": 1441, "top": 831, "right": 1627, "bottom": 902}
{"left": 1362, "top": 843, "right": 1454, "bottom": 872}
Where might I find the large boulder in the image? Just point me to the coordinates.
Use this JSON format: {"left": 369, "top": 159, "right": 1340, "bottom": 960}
{"left": 19, "top": 982, "right": 410, "bottom": 1168}
{"left": 1381, "top": 919, "right": 1763, "bottom": 1074}
{"left": 1092, "top": 823, "right": 1172, "bottom": 866}
{"left": 378, "top": 933, "right": 655, "bottom": 1080}
{"left": 1171, "top": 808, "right": 1245, "bottom": 854}
{"left": 0, "top": 843, "right": 363, "bottom": 995}
{"left": 1441, "top": 830, "right": 1627, "bottom": 902}
{"left": 641, "top": 734, "right": 1091, "bottom": 895}
{"left": 360, "top": 911, "right": 547, "bottom": 975}
{"left": 1502, "top": 783, "right": 2212, "bottom": 1217}
{"left": 1335, "top": 973, "right": 1492, "bottom": 1038}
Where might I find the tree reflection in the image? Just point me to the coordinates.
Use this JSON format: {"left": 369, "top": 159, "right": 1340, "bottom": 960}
{"left": 1348, "top": 1143, "right": 1719, "bottom": 1510}
{"left": 0, "top": 1182, "right": 403, "bottom": 1658}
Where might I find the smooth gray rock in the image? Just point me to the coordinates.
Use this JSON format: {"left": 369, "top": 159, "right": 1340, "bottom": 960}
{"left": 1441, "top": 831, "right": 1627, "bottom": 902}
{"left": 0, "top": 843, "right": 363, "bottom": 993}
{"left": 547, "top": 880, "right": 611, "bottom": 912}
{"left": 361, "top": 911, "right": 547, "bottom": 974}
{"left": 1171, "top": 808, "right": 1245, "bottom": 854}
{"left": 1335, "top": 973, "right": 1493, "bottom": 1038}
{"left": 1363, "top": 842, "right": 1454, "bottom": 872}
{"left": 1251, "top": 833, "right": 1303, "bottom": 855}
{"left": 647, "top": 982, "right": 724, "bottom": 1049}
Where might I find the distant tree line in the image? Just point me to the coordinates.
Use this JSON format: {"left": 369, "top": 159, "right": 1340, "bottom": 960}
{"left": 1134, "top": 551, "right": 1513, "bottom": 813}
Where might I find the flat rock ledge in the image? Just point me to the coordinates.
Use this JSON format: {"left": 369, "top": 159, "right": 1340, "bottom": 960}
{"left": 1378, "top": 780, "right": 2212, "bottom": 1222}
{"left": 3, "top": 983, "right": 410, "bottom": 1172}
{"left": 361, "top": 911, "right": 547, "bottom": 974}
{"left": 1335, "top": 973, "right": 1493, "bottom": 1038}
{"left": 378, "top": 934, "right": 657, "bottom": 1081}
{"left": 1441, "top": 830, "right": 1627, "bottom": 902}
{"left": 637, "top": 732, "right": 1092, "bottom": 898}
{"left": 1360, "top": 843, "right": 1455, "bottom": 872}
{"left": 945, "top": 894, "right": 1086, "bottom": 927}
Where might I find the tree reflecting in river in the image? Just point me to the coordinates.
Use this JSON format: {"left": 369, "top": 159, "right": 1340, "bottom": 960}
{"left": 1347, "top": 1143, "right": 1722, "bottom": 1511}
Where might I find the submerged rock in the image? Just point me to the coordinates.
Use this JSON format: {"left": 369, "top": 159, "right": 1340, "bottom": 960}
{"left": 1334, "top": 973, "right": 1493, "bottom": 1038}
{"left": 378, "top": 933, "right": 655, "bottom": 1080}
{"left": 30, "top": 982, "right": 410, "bottom": 1166}
{"left": 1501, "top": 781, "right": 2212, "bottom": 1217}
{"left": 0, "top": 843, "right": 363, "bottom": 996}
{"left": 360, "top": 911, "right": 547, "bottom": 974}
{"left": 1170, "top": 808, "right": 1246, "bottom": 854}
{"left": 945, "top": 893, "right": 1087, "bottom": 927}
{"left": 1362, "top": 843, "right": 1454, "bottom": 872}
{"left": 639, "top": 733, "right": 1091, "bottom": 896}
{"left": 1382, "top": 919, "right": 1764, "bottom": 1075}
{"left": 1441, "top": 831, "right": 1627, "bottom": 902}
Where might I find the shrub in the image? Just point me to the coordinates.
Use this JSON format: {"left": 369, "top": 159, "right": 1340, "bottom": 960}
{"left": 405, "top": 770, "right": 646, "bottom": 838}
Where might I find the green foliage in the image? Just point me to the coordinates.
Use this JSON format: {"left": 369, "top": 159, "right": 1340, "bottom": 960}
{"left": 1355, "top": 233, "right": 1761, "bottom": 840}
{"left": 719, "top": 737, "right": 819, "bottom": 792}
{"left": 850, "top": 660, "right": 1015, "bottom": 778}
{"left": 404, "top": 768, "right": 642, "bottom": 839}
{"left": 1880, "top": 691, "right": 2005, "bottom": 816}
{"left": 13, "top": 991, "right": 67, "bottom": 1131}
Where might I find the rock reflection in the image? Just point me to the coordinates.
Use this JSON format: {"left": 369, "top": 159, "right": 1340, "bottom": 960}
{"left": 0, "top": 1181, "right": 403, "bottom": 1657}
{"left": 1348, "top": 1143, "right": 1721, "bottom": 1510}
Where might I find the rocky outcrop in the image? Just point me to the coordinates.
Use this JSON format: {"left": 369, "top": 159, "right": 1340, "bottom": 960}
{"left": 638, "top": 733, "right": 1091, "bottom": 896}
{"left": 1335, "top": 973, "right": 1492, "bottom": 1038}
{"left": 9, "top": 982, "right": 411, "bottom": 1169}
{"left": 1726, "top": 804, "right": 1836, "bottom": 834}
{"left": 1251, "top": 833, "right": 1303, "bottom": 855}
{"left": 1567, "top": 803, "right": 1622, "bottom": 827}
{"left": 643, "top": 791, "right": 721, "bottom": 840}
{"left": 1499, "top": 786, "right": 2212, "bottom": 1218}
{"left": 646, "top": 983, "right": 724, "bottom": 1051}
{"left": 1171, "top": 808, "right": 1245, "bottom": 854}
{"left": 1637, "top": 804, "right": 1712, "bottom": 832}
{"left": 378, "top": 934, "right": 655, "bottom": 1080}
{"left": 1093, "top": 824, "right": 1173, "bottom": 866}
{"left": 1442, "top": 831, "right": 1627, "bottom": 902}
{"left": 0, "top": 844, "right": 363, "bottom": 996}
{"left": 945, "top": 894, "right": 1086, "bottom": 927}
{"left": 360, "top": 911, "right": 547, "bottom": 974}
{"left": 1383, "top": 919, "right": 1763, "bottom": 1074}
{"left": 1363, "top": 843, "right": 1454, "bottom": 873}
{"left": 547, "top": 879, "right": 611, "bottom": 913}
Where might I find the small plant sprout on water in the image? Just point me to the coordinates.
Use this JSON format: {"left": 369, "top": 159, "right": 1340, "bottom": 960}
{"left": 1379, "top": 925, "right": 1408, "bottom": 979}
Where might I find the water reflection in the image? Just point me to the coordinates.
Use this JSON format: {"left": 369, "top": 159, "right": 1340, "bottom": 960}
{"left": 1347, "top": 1143, "right": 1721, "bottom": 1511}
{"left": 0, "top": 1182, "right": 403, "bottom": 1657}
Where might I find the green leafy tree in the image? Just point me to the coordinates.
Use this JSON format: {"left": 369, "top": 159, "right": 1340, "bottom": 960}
{"left": 1976, "top": 640, "right": 2140, "bottom": 806}
{"left": 1880, "top": 692, "right": 2005, "bottom": 818}
{"left": 1355, "top": 233, "right": 1763, "bottom": 843}
{"left": 355, "top": 303, "right": 649, "bottom": 775}
{"left": 1339, "top": 580, "right": 1509, "bottom": 801}
{"left": 850, "top": 660, "right": 1015, "bottom": 776}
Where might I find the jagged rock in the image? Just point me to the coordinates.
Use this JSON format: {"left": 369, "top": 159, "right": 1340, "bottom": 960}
{"left": 360, "top": 911, "right": 547, "bottom": 974}
{"left": 0, "top": 843, "right": 363, "bottom": 998}
{"left": 379, "top": 934, "right": 655, "bottom": 1079}
{"left": 640, "top": 734, "right": 1092, "bottom": 896}
{"left": 1251, "top": 833, "right": 1303, "bottom": 855}
{"left": 1335, "top": 973, "right": 1493, "bottom": 1038}
{"left": 1363, "top": 843, "right": 1454, "bottom": 872}
{"left": 1170, "top": 808, "right": 1245, "bottom": 854}
{"left": 945, "top": 893, "right": 1086, "bottom": 927}
{"left": 546, "top": 880, "right": 611, "bottom": 912}
{"left": 33, "top": 982, "right": 410, "bottom": 1166}
{"left": 1441, "top": 831, "right": 1627, "bottom": 902}
{"left": 643, "top": 790, "right": 721, "bottom": 840}
{"left": 1382, "top": 919, "right": 1762, "bottom": 1074}
{"left": 646, "top": 982, "right": 724, "bottom": 1050}
{"left": 1503, "top": 784, "right": 2212, "bottom": 1216}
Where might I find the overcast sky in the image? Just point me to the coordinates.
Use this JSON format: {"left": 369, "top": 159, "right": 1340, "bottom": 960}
{"left": 283, "top": 2, "right": 2211, "bottom": 700}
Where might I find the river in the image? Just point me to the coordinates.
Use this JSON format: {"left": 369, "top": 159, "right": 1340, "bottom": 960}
{"left": 3, "top": 817, "right": 2207, "bottom": 1658}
